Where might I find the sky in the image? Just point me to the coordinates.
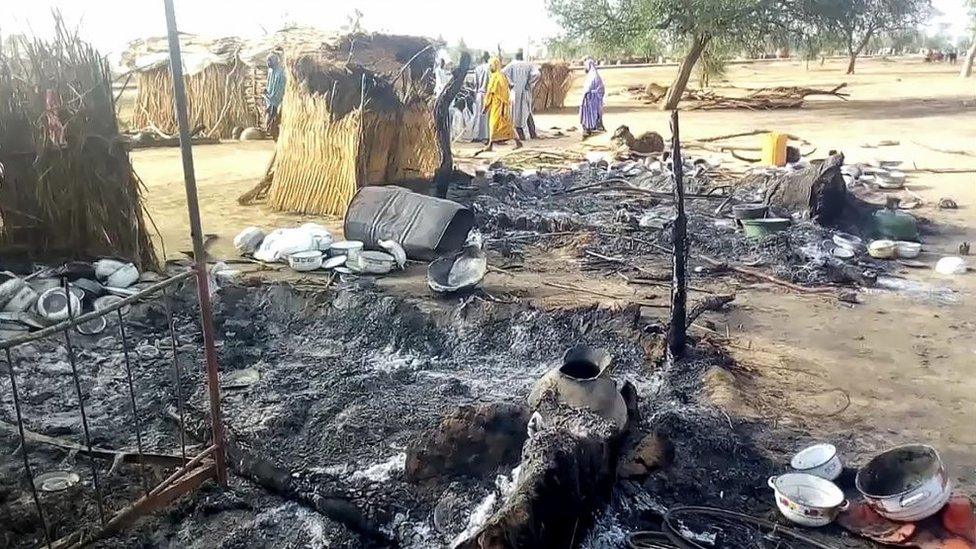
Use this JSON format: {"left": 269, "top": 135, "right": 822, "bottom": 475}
{"left": 1, "top": 0, "right": 971, "bottom": 59}
{"left": 2, "top": 0, "right": 561, "bottom": 57}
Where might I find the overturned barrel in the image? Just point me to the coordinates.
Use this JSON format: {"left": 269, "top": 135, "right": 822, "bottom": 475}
{"left": 343, "top": 186, "right": 474, "bottom": 260}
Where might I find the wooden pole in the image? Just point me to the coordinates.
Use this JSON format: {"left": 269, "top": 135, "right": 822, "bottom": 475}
{"left": 667, "top": 110, "right": 688, "bottom": 357}
{"left": 434, "top": 51, "right": 472, "bottom": 198}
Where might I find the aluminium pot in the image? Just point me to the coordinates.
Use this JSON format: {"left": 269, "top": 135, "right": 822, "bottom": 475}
{"left": 288, "top": 250, "right": 323, "bottom": 272}
{"left": 855, "top": 444, "right": 952, "bottom": 522}
{"left": 348, "top": 251, "right": 395, "bottom": 275}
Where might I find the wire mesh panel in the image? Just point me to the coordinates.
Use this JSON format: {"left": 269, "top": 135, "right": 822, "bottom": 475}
{"left": 0, "top": 271, "right": 222, "bottom": 548}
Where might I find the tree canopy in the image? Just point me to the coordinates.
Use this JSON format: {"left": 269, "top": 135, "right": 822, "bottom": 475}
{"left": 547, "top": 0, "right": 796, "bottom": 108}
{"left": 797, "top": 0, "right": 931, "bottom": 73}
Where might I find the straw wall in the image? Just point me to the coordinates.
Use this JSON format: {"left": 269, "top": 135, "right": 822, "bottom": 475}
{"left": 268, "top": 55, "right": 438, "bottom": 217}
{"left": 387, "top": 103, "right": 439, "bottom": 182}
{"left": 132, "top": 62, "right": 253, "bottom": 138}
{"left": 533, "top": 62, "right": 572, "bottom": 111}
{"left": 0, "top": 29, "right": 157, "bottom": 268}
{"left": 268, "top": 73, "right": 363, "bottom": 215}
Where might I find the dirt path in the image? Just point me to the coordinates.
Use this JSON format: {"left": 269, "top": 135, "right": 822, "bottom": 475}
{"left": 133, "top": 56, "right": 976, "bottom": 482}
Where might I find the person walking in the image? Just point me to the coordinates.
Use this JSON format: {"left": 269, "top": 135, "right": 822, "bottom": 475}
{"left": 579, "top": 58, "right": 605, "bottom": 138}
{"left": 474, "top": 57, "right": 522, "bottom": 155}
{"left": 502, "top": 49, "right": 541, "bottom": 140}
{"left": 264, "top": 49, "right": 286, "bottom": 140}
{"left": 471, "top": 52, "right": 491, "bottom": 143}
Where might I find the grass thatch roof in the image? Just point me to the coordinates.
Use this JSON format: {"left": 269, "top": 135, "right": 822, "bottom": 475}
{"left": 0, "top": 21, "right": 157, "bottom": 268}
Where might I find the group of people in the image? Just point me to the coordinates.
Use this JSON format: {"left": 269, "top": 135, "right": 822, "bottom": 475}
{"left": 453, "top": 50, "right": 606, "bottom": 154}
{"left": 460, "top": 50, "right": 540, "bottom": 154}
{"left": 924, "top": 49, "right": 959, "bottom": 63}
{"left": 265, "top": 44, "right": 610, "bottom": 150}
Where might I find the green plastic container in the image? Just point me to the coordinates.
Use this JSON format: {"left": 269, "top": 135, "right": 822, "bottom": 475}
{"left": 873, "top": 209, "right": 918, "bottom": 241}
{"left": 742, "top": 218, "right": 791, "bottom": 239}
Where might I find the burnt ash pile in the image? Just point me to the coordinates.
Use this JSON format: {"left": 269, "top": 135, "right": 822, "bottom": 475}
{"left": 459, "top": 162, "right": 889, "bottom": 287}
{"left": 1, "top": 279, "right": 849, "bottom": 547}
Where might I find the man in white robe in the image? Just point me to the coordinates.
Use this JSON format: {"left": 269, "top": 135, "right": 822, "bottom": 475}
{"left": 502, "top": 49, "right": 541, "bottom": 140}
{"left": 470, "top": 51, "right": 491, "bottom": 142}
{"left": 434, "top": 58, "right": 452, "bottom": 96}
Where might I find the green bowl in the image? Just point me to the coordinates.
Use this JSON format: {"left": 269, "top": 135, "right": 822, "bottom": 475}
{"left": 742, "top": 218, "right": 791, "bottom": 239}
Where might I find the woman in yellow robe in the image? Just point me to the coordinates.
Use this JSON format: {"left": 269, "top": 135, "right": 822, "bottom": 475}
{"left": 476, "top": 57, "right": 522, "bottom": 154}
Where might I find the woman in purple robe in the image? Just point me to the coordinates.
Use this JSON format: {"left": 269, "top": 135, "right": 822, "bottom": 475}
{"left": 580, "top": 58, "right": 605, "bottom": 138}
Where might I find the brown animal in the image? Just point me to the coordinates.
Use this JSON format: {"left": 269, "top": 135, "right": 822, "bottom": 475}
{"left": 612, "top": 125, "right": 665, "bottom": 155}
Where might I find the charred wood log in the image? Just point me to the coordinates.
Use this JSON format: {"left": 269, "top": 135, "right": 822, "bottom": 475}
{"left": 764, "top": 153, "right": 848, "bottom": 225}
{"left": 172, "top": 413, "right": 389, "bottom": 544}
{"left": 434, "top": 52, "right": 472, "bottom": 198}
{"left": 667, "top": 110, "right": 688, "bottom": 357}
{"left": 685, "top": 294, "right": 735, "bottom": 328}
{"left": 455, "top": 397, "right": 624, "bottom": 549}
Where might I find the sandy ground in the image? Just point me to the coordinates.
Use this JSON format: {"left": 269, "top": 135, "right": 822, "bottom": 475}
{"left": 134, "top": 56, "right": 976, "bottom": 481}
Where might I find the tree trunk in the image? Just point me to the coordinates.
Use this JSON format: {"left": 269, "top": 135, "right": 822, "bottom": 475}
{"left": 662, "top": 35, "right": 709, "bottom": 111}
{"left": 433, "top": 52, "right": 472, "bottom": 198}
{"left": 846, "top": 28, "right": 875, "bottom": 75}
{"left": 961, "top": 32, "right": 976, "bottom": 78}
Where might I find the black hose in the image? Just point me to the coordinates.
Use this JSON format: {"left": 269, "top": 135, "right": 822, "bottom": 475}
{"left": 663, "top": 506, "right": 841, "bottom": 549}
{"left": 626, "top": 530, "right": 680, "bottom": 549}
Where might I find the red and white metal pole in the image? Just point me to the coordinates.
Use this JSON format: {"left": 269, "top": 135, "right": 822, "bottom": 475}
{"left": 162, "top": 0, "right": 227, "bottom": 485}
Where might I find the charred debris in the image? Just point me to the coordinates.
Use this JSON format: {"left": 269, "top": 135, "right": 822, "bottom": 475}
{"left": 1, "top": 125, "right": 929, "bottom": 548}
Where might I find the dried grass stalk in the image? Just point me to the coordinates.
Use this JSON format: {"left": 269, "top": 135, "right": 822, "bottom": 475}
{"left": 0, "top": 19, "right": 157, "bottom": 268}
{"left": 132, "top": 62, "right": 254, "bottom": 138}
{"left": 267, "top": 54, "right": 438, "bottom": 217}
{"left": 533, "top": 62, "right": 572, "bottom": 111}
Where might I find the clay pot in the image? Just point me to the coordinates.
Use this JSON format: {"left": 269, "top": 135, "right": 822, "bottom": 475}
{"left": 528, "top": 345, "right": 628, "bottom": 432}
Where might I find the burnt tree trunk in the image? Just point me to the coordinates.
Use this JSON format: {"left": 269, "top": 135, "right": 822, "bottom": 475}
{"left": 434, "top": 52, "right": 472, "bottom": 198}
{"left": 667, "top": 110, "right": 688, "bottom": 357}
{"left": 662, "top": 34, "right": 709, "bottom": 111}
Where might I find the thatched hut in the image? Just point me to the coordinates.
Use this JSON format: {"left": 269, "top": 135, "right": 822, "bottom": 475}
{"left": 122, "top": 35, "right": 254, "bottom": 139}
{"left": 266, "top": 33, "right": 438, "bottom": 216}
{"left": 0, "top": 29, "right": 156, "bottom": 268}
{"left": 533, "top": 62, "right": 573, "bottom": 111}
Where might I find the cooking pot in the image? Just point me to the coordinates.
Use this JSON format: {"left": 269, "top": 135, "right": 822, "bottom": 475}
{"left": 855, "top": 444, "right": 952, "bottom": 522}
{"left": 528, "top": 345, "right": 628, "bottom": 433}
{"left": 894, "top": 241, "right": 921, "bottom": 259}
{"left": 741, "top": 218, "right": 790, "bottom": 239}
{"left": 731, "top": 203, "right": 769, "bottom": 225}
{"left": 288, "top": 250, "right": 323, "bottom": 271}
{"left": 349, "top": 251, "right": 395, "bottom": 274}
{"left": 36, "top": 288, "right": 82, "bottom": 322}
{"left": 768, "top": 473, "right": 848, "bottom": 527}
{"left": 791, "top": 443, "right": 842, "bottom": 481}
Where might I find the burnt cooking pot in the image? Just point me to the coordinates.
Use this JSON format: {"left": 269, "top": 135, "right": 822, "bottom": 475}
{"left": 855, "top": 444, "right": 952, "bottom": 522}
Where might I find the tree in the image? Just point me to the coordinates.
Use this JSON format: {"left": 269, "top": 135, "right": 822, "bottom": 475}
{"left": 886, "top": 28, "right": 924, "bottom": 54}
{"left": 962, "top": 0, "right": 976, "bottom": 78}
{"left": 806, "top": 0, "right": 931, "bottom": 74}
{"left": 547, "top": 0, "right": 792, "bottom": 110}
